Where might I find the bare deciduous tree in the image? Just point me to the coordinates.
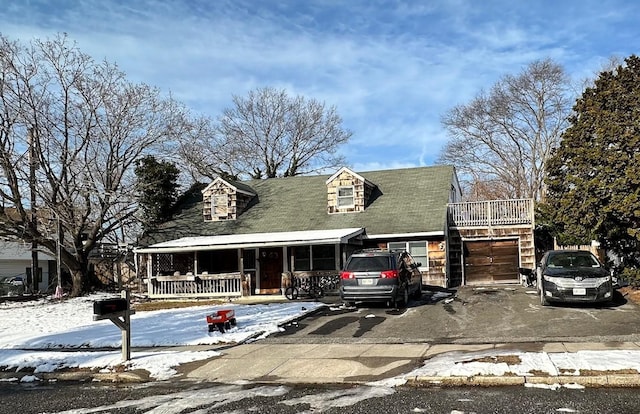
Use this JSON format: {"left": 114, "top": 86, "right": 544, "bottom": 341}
{"left": 0, "top": 34, "right": 193, "bottom": 296}
{"left": 180, "top": 87, "right": 352, "bottom": 180}
{"left": 438, "top": 59, "right": 572, "bottom": 201}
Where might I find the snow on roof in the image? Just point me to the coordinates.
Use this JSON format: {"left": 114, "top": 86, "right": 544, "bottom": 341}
{"left": 135, "top": 228, "right": 365, "bottom": 253}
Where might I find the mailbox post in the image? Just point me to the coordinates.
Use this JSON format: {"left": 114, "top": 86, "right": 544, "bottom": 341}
{"left": 93, "top": 290, "right": 135, "bottom": 361}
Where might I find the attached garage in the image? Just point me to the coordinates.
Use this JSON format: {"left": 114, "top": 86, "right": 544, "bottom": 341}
{"left": 463, "top": 238, "right": 520, "bottom": 284}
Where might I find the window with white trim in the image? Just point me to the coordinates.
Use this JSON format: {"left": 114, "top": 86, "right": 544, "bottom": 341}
{"left": 388, "top": 241, "right": 428, "bottom": 269}
{"left": 293, "top": 245, "right": 337, "bottom": 271}
{"left": 337, "top": 186, "right": 354, "bottom": 207}
{"left": 294, "top": 246, "right": 311, "bottom": 271}
{"left": 312, "top": 245, "right": 336, "bottom": 270}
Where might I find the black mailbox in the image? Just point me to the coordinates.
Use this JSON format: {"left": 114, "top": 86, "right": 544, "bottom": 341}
{"left": 93, "top": 298, "right": 128, "bottom": 316}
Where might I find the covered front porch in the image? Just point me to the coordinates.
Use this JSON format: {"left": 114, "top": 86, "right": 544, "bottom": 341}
{"left": 134, "top": 228, "right": 364, "bottom": 299}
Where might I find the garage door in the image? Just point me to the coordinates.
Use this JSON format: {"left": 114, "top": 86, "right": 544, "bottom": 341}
{"left": 464, "top": 239, "right": 519, "bottom": 284}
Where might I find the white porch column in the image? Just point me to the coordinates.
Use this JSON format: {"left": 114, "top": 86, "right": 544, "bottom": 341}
{"left": 194, "top": 251, "right": 198, "bottom": 274}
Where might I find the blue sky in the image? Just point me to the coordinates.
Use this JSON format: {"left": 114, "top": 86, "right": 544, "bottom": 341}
{"left": 1, "top": 0, "right": 638, "bottom": 172}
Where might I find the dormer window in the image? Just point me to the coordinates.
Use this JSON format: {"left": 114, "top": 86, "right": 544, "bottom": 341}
{"left": 213, "top": 194, "right": 229, "bottom": 220}
{"left": 326, "top": 167, "right": 376, "bottom": 214}
{"left": 337, "top": 186, "right": 354, "bottom": 208}
{"left": 202, "top": 177, "right": 256, "bottom": 222}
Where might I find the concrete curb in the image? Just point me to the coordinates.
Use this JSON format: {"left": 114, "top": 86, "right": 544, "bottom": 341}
{"left": 408, "top": 374, "right": 640, "bottom": 388}
{"left": 4, "top": 370, "right": 149, "bottom": 384}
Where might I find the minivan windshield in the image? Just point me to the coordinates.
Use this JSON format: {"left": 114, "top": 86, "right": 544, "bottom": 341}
{"left": 345, "top": 256, "right": 392, "bottom": 272}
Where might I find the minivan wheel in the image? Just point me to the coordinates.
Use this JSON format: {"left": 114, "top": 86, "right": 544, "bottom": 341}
{"left": 393, "top": 285, "right": 409, "bottom": 308}
{"left": 412, "top": 282, "right": 423, "bottom": 300}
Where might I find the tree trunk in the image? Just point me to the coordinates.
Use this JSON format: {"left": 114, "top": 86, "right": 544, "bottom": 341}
{"left": 67, "top": 255, "right": 89, "bottom": 297}
{"left": 69, "top": 268, "right": 84, "bottom": 297}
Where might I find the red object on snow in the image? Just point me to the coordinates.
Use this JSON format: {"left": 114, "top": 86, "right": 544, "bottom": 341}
{"left": 206, "top": 309, "right": 237, "bottom": 333}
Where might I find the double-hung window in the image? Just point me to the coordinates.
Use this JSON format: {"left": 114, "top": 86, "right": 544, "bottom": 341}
{"left": 388, "top": 241, "right": 428, "bottom": 269}
{"left": 337, "top": 186, "right": 354, "bottom": 208}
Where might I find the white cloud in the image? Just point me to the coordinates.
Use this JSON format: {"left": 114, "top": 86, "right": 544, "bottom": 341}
{"left": 2, "top": 0, "right": 640, "bottom": 169}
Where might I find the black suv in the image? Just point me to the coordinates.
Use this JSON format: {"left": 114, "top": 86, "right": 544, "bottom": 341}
{"left": 340, "top": 249, "right": 423, "bottom": 307}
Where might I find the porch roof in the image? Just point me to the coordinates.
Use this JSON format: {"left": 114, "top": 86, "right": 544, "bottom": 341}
{"left": 135, "top": 228, "right": 365, "bottom": 253}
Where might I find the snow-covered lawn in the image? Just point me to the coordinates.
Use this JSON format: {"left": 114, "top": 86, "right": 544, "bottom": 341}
{"left": 3, "top": 292, "right": 640, "bottom": 387}
{"left": 0, "top": 293, "right": 323, "bottom": 381}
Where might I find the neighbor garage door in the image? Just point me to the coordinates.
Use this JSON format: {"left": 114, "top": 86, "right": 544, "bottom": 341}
{"left": 464, "top": 239, "right": 519, "bottom": 284}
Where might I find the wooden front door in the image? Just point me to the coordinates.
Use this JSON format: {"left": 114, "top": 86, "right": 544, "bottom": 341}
{"left": 464, "top": 239, "right": 519, "bottom": 284}
{"left": 259, "top": 247, "right": 283, "bottom": 293}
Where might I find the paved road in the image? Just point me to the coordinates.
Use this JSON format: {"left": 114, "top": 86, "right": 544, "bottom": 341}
{"left": 5, "top": 381, "right": 640, "bottom": 414}
{"left": 267, "top": 285, "right": 640, "bottom": 344}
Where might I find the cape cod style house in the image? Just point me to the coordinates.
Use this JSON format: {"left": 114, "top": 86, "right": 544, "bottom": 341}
{"left": 134, "top": 165, "right": 535, "bottom": 299}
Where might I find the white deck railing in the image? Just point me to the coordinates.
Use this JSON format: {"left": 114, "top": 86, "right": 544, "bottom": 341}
{"left": 448, "top": 199, "right": 534, "bottom": 228}
{"left": 147, "top": 272, "right": 243, "bottom": 299}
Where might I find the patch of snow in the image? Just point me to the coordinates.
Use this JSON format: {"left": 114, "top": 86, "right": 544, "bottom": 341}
{"left": 280, "top": 386, "right": 394, "bottom": 412}
{"left": 0, "top": 293, "right": 322, "bottom": 379}
{"left": 20, "top": 374, "right": 40, "bottom": 382}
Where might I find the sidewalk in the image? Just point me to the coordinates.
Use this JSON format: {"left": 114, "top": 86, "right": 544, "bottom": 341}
{"left": 181, "top": 341, "right": 640, "bottom": 387}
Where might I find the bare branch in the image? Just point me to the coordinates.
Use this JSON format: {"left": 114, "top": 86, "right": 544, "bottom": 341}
{"left": 439, "top": 59, "right": 573, "bottom": 201}
{"left": 178, "top": 87, "right": 351, "bottom": 180}
{"left": 0, "top": 33, "right": 194, "bottom": 296}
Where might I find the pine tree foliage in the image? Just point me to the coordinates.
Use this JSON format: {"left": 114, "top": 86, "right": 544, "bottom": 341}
{"left": 135, "top": 156, "right": 180, "bottom": 228}
{"left": 545, "top": 55, "right": 640, "bottom": 271}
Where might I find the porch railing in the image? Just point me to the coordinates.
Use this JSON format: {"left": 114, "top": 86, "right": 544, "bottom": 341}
{"left": 448, "top": 199, "right": 534, "bottom": 228}
{"left": 147, "top": 272, "right": 243, "bottom": 299}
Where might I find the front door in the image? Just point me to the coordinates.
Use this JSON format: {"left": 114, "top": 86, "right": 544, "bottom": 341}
{"left": 259, "top": 247, "right": 283, "bottom": 293}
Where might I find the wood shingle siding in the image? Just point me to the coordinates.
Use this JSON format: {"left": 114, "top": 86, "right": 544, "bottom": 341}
{"left": 326, "top": 167, "right": 376, "bottom": 214}
{"left": 425, "top": 240, "right": 447, "bottom": 286}
{"left": 201, "top": 178, "right": 256, "bottom": 221}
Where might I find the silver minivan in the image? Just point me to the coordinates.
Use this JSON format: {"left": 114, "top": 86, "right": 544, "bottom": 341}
{"left": 340, "top": 249, "right": 423, "bottom": 308}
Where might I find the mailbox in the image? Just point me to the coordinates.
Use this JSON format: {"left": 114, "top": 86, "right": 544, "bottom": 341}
{"left": 93, "top": 290, "right": 134, "bottom": 362}
{"left": 93, "top": 298, "right": 128, "bottom": 316}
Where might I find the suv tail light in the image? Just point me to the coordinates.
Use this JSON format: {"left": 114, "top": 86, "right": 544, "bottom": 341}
{"left": 340, "top": 271, "right": 355, "bottom": 279}
{"left": 380, "top": 270, "right": 399, "bottom": 279}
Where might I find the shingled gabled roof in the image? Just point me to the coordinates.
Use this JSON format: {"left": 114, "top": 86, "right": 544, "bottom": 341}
{"left": 201, "top": 177, "right": 256, "bottom": 196}
{"left": 141, "top": 165, "right": 457, "bottom": 246}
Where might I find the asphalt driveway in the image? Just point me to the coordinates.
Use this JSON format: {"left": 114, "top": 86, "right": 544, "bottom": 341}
{"left": 267, "top": 285, "right": 640, "bottom": 345}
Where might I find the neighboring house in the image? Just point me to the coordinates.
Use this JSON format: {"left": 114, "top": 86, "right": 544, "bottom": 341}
{"left": 0, "top": 240, "right": 55, "bottom": 293}
{"left": 135, "top": 165, "right": 535, "bottom": 299}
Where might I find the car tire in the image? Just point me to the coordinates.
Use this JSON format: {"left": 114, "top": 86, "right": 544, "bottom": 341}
{"left": 393, "top": 285, "right": 409, "bottom": 308}
{"left": 540, "top": 287, "right": 549, "bottom": 306}
{"left": 412, "top": 281, "right": 423, "bottom": 300}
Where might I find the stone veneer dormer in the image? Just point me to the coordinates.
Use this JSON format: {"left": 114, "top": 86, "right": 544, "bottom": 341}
{"left": 202, "top": 177, "right": 256, "bottom": 222}
{"left": 326, "top": 167, "right": 376, "bottom": 214}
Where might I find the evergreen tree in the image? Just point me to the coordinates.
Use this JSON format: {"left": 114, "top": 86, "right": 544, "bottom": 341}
{"left": 545, "top": 55, "right": 640, "bottom": 277}
{"left": 135, "top": 156, "right": 180, "bottom": 227}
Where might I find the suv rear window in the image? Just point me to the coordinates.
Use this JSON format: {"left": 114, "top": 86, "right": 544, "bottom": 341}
{"left": 345, "top": 255, "right": 392, "bottom": 272}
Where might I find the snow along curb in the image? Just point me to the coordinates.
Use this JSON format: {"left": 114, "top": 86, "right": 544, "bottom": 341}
{"left": 407, "top": 374, "right": 640, "bottom": 388}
